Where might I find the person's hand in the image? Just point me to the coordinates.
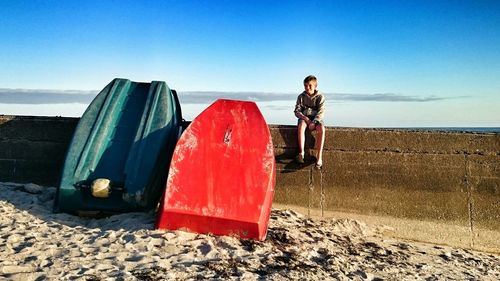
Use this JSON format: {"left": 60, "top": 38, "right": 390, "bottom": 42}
{"left": 308, "top": 122, "right": 316, "bottom": 131}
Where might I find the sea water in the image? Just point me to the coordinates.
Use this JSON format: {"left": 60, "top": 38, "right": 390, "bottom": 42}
{"left": 393, "top": 127, "right": 500, "bottom": 134}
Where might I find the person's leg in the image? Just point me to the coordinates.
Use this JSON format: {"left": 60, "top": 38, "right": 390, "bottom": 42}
{"left": 315, "top": 124, "right": 325, "bottom": 167}
{"left": 296, "top": 120, "right": 307, "bottom": 163}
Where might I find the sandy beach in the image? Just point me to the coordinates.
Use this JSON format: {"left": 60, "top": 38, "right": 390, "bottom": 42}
{"left": 1, "top": 182, "right": 499, "bottom": 280}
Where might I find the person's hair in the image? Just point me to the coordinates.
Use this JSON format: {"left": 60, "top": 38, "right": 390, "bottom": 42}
{"left": 303, "top": 75, "right": 317, "bottom": 84}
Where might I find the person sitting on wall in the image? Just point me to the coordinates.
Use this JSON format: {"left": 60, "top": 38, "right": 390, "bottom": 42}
{"left": 294, "top": 75, "right": 326, "bottom": 169}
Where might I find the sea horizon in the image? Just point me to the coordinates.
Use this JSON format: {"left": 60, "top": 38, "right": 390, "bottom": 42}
{"left": 372, "top": 127, "right": 500, "bottom": 134}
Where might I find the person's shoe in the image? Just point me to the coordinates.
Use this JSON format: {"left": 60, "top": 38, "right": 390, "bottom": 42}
{"left": 315, "top": 160, "right": 323, "bottom": 170}
{"left": 295, "top": 154, "right": 305, "bottom": 164}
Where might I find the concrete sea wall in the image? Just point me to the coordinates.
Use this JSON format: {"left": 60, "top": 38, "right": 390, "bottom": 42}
{"left": 1, "top": 115, "right": 499, "bottom": 252}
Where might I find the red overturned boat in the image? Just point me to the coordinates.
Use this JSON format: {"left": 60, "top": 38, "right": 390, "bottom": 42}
{"left": 155, "top": 99, "right": 276, "bottom": 240}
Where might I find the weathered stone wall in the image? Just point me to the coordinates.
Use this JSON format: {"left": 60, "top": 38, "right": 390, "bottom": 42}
{"left": 1, "top": 115, "right": 499, "bottom": 251}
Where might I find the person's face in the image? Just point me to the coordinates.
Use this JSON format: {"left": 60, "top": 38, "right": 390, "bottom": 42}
{"left": 304, "top": 81, "right": 317, "bottom": 95}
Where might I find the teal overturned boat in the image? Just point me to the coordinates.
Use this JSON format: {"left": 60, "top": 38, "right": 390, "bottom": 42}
{"left": 54, "top": 78, "right": 182, "bottom": 214}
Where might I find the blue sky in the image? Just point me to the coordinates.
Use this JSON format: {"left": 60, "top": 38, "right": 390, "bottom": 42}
{"left": 1, "top": 0, "right": 499, "bottom": 126}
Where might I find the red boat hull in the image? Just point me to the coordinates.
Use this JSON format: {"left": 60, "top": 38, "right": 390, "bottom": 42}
{"left": 155, "top": 99, "right": 276, "bottom": 240}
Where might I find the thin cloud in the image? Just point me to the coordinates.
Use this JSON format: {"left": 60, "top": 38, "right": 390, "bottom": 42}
{"left": 177, "top": 91, "right": 461, "bottom": 104}
{"left": 0, "top": 89, "right": 97, "bottom": 104}
{"left": 0, "top": 88, "right": 462, "bottom": 105}
{"left": 177, "top": 91, "right": 293, "bottom": 104}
